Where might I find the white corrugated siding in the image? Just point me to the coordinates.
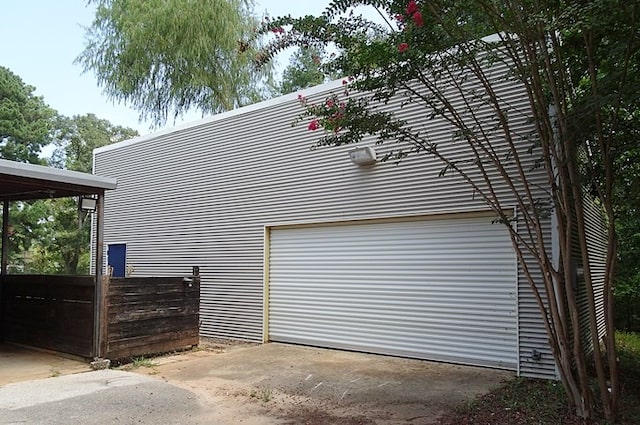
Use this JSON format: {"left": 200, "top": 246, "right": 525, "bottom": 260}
{"left": 268, "top": 216, "right": 518, "bottom": 369}
{"left": 517, "top": 216, "right": 557, "bottom": 378}
{"left": 577, "top": 193, "right": 608, "bottom": 352}
{"left": 93, "top": 53, "right": 558, "bottom": 377}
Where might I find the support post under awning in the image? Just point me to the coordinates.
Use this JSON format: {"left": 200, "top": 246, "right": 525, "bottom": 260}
{"left": 93, "top": 192, "right": 106, "bottom": 358}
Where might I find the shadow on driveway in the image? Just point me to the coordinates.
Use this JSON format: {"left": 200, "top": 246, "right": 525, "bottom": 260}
{"left": 0, "top": 343, "right": 90, "bottom": 386}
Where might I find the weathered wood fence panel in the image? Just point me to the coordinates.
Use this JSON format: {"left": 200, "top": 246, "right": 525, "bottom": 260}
{"left": 0, "top": 275, "right": 95, "bottom": 357}
{"left": 104, "top": 273, "right": 199, "bottom": 359}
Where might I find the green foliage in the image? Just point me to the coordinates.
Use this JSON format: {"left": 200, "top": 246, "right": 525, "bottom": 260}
{"left": 617, "top": 331, "right": 640, "bottom": 384}
{"left": 563, "top": 3, "right": 640, "bottom": 335}
{"left": 28, "top": 115, "right": 137, "bottom": 274}
{"left": 50, "top": 113, "right": 138, "bottom": 173}
{"left": 9, "top": 197, "right": 89, "bottom": 275}
{"left": 616, "top": 331, "right": 640, "bottom": 422}
{"left": 77, "top": 0, "right": 274, "bottom": 127}
{"left": 7, "top": 200, "right": 52, "bottom": 273}
{"left": 0, "top": 66, "right": 55, "bottom": 164}
{"left": 614, "top": 143, "right": 640, "bottom": 331}
{"left": 617, "top": 331, "right": 640, "bottom": 372}
{"left": 279, "top": 47, "right": 337, "bottom": 95}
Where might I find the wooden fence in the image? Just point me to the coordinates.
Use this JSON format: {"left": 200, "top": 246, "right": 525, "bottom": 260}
{"left": 101, "top": 270, "right": 200, "bottom": 359}
{"left": 0, "top": 275, "right": 95, "bottom": 357}
{"left": 1, "top": 269, "right": 200, "bottom": 361}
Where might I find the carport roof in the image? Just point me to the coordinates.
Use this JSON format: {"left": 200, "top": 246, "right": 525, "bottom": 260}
{"left": 0, "top": 158, "right": 117, "bottom": 202}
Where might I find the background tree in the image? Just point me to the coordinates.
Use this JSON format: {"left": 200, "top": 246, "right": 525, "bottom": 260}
{"left": 0, "top": 93, "right": 138, "bottom": 273}
{"left": 77, "top": 0, "right": 274, "bottom": 127}
{"left": 279, "top": 46, "right": 336, "bottom": 94}
{"left": 0, "top": 66, "right": 55, "bottom": 164}
{"left": 614, "top": 145, "right": 640, "bottom": 331}
{"left": 0, "top": 67, "right": 137, "bottom": 274}
{"left": 50, "top": 113, "right": 138, "bottom": 172}
{"left": 23, "top": 197, "right": 88, "bottom": 275}
{"left": 31, "top": 114, "right": 139, "bottom": 274}
{"left": 6, "top": 200, "right": 52, "bottom": 273}
{"left": 1, "top": 66, "right": 55, "bottom": 271}
{"left": 255, "top": 0, "right": 639, "bottom": 420}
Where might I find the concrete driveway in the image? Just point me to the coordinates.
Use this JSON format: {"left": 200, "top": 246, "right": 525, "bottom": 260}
{"left": 0, "top": 342, "right": 513, "bottom": 424}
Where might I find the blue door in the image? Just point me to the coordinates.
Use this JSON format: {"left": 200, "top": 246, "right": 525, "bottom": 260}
{"left": 107, "top": 243, "right": 126, "bottom": 277}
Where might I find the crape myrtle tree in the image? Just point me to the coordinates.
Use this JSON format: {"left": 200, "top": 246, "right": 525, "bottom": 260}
{"left": 253, "top": 0, "right": 639, "bottom": 420}
{"left": 77, "top": 0, "right": 275, "bottom": 127}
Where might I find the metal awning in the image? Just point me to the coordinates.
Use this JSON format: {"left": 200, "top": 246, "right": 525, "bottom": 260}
{"left": 0, "top": 159, "right": 117, "bottom": 202}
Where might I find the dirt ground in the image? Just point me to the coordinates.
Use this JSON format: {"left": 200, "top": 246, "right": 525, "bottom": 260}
{"left": 128, "top": 339, "right": 514, "bottom": 424}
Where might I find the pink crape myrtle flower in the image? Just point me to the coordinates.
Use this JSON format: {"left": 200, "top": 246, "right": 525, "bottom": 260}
{"left": 398, "top": 43, "right": 410, "bottom": 53}
{"left": 406, "top": 0, "right": 419, "bottom": 16}
{"left": 412, "top": 11, "right": 424, "bottom": 27}
{"left": 308, "top": 119, "right": 320, "bottom": 131}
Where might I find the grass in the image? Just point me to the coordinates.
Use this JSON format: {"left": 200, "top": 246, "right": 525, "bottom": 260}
{"left": 249, "top": 387, "right": 272, "bottom": 403}
{"left": 439, "top": 331, "right": 640, "bottom": 425}
{"left": 132, "top": 356, "right": 156, "bottom": 368}
{"left": 617, "top": 331, "right": 640, "bottom": 379}
{"left": 615, "top": 331, "right": 640, "bottom": 423}
{"left": 116, "top": 356, "right": 159, "bottom": 374}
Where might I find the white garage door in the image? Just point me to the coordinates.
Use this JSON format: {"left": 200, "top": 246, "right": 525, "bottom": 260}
{"left": 268, "top": 215, "right": 518, "bottom": 369}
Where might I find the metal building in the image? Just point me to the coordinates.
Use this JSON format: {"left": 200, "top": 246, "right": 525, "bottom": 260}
{"left": 93, "top": 63, "right": 606, "bottom": 379}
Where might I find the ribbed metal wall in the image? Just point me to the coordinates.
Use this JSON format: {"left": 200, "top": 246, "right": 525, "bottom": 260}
{"left": 269, "top": 216, "right": 518, "bottom": 369}
{"left": 517, "top": 217, "right": 557, "bottom": 378}
{"left": 93, "top": 54, "right": 558, "bottom": 377}
{"left": 576, "top": 193, "right": 608, "bottom": 352}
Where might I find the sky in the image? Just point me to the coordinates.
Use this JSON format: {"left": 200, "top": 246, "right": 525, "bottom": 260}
{"left": 0, "top": 1, "right": 331, "bottom": 137}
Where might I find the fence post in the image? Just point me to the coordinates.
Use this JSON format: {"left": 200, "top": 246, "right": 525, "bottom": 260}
{"left": 99, "top": 274, "right": 110, "bottom": 357}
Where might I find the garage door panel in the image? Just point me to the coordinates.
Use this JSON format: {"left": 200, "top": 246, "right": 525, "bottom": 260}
{"left": 274, "top": 333, "right": 516, "bottom": 368}
{"left": 270, "top": 288, "right": 516, "bottom": 309}
{"left": 268, "top": 216, "right": 517, "bottom": 369}
{"left": 271, "top": 294, "right": 514, "bottom": 310}
{"left": 270, "top": 309, "right": 514, "bottom": 331}
{"left": 269, "top": 318, "right": 514, "bottom": 339}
